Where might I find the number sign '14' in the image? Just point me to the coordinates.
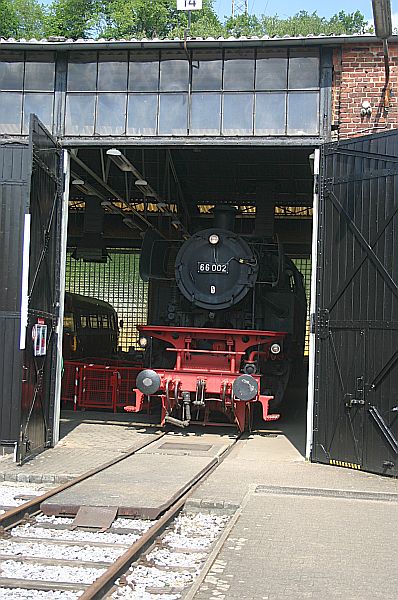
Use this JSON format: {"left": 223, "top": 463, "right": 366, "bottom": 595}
{"left": 177, "top": 0, "right": 202, "bottom": 10}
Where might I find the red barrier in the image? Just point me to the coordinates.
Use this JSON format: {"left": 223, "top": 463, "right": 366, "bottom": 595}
{"left": 79, "top": 365, "right": 119, "bottom": 411}
{"left": 114, "top": 365, "right": 140, "bottom": 409}
{"left": 61, "top": 359, "right": 142, "bottom": 413}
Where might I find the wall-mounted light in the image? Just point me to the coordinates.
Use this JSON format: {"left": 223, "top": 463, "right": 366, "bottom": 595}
{"left": 106, "top": 148, "right": 122, "bottom": 156}
{"left": 308, "top": 152, "right": 315, "bottom": 176}
{"left": 106, "top": 148, "right": 134, "bottom": 172}
{"left": 135, "top": 179, "right": 148, "bottom": 187}
{"left": 100, "top": 200, "right": 122, "bottom": 215}
{"left": 360, "top": 100, "right": 372, "bottom": 116}
{"left": 71, "top": 179, "right": 98, "bottom": 195}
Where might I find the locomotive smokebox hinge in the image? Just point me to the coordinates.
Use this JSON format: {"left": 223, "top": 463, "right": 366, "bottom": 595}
{"left": 315, "top": 309, "right": 330, "bottom": 338}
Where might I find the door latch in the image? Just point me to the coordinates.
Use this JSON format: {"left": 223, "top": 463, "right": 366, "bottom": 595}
{"left": 345, "top": 394, "right": 365, "bottom": 408}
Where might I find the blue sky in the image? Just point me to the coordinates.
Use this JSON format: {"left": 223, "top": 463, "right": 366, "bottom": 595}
{"left": 213, "top": 0, "right": 398, "bottom": 25}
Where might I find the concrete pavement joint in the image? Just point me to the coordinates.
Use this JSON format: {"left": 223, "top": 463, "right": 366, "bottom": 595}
{"left": 254, "top": 484, "right": 398, "bottom": 502}
{"left": 183, "top": 490, "right": 253, "bottom": 600}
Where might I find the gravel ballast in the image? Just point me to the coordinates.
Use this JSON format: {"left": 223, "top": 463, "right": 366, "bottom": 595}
{"left": 0, "top": 484, "right": 47, "bottom": 507}
{"left": 0, "top": 590, "right": 82, "bottom": 600}
{"left": 11, "top": 524, "right": 140, "bottom": 545}
{"left": 0, "top": 560, "right": 106, "bottom": 584}
{"left": 0, "top": 539, "right": 125, "bottom": 562}
{"left": 112, "top": 512, "right": 230, "bottom": 599}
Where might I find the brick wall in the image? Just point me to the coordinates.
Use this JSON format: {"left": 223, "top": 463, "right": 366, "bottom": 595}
{"left": 332, "top": 43, "right": 398, "bottom": 140}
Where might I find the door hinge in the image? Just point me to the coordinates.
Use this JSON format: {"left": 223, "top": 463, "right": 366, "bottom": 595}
{"left": 310, "top": 312, "right": 316, "bottom": 334}
{"left": 316, "top": 309, "right": 330, "bottom": 338}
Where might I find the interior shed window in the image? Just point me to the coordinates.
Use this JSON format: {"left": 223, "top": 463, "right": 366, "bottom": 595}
{"left": 287, "top": 91, "right": 319, "bottom": 135}
{"left": 0, "top": 53, "right": 24, "bottom": 90}
{"left": 159, "top": 93, "right": 188, "bottom": 134}
{"left": 224, "top": 50, "right": 255, "bottom": 91}
{"left": 24, "top": 55, "right": 55, "bottom": 91}
{"left": 288, "top": 52, "right": 320, "bottom": 89}
{"left": 255, "top": 93, "right": 286, "bottom": 135}
{"left": 256, "top": 50, "right": 288, "bottom": 90}
{"left": 97, "top": 52, "right": 128, "bottom": 91}
{"left": 192, "top": 52, "right": 223, "bottom": 91}
{"left": 67, "top": 54, "right": 97, "bottom": 91}
{"left": 65, "top": 93, "right": 96, "bottom": 135}
{"left": 0, "top": 92, "right": 22, "bottom": 134}
{"left": 96, "top": 94, "right": 126, "bottom": 135}
{"left": 23, "top": 94, "right": 54, "bottom": 134}
{"left": 190, "top": 93, "right": 221, "bottom": 135}
{"left": 129, "top": 53, "right": 159, "bottom": 91}
{"left": 223, "top": 93, "right": 253, "bottom": 135}
{"left": 160, "top": 53, "right": 189, "bottom": 92}
{"left": 127, "top": 94, "right": 157, "bottom": 135}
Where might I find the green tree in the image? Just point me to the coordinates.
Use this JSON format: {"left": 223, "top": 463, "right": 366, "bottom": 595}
{"left": 101, "top": 0, "right": 222, "bottom": 39}
{"left": 101, "top": 0, "right": 179, "bottom": 39}
{"left": 1, "top": 2, "right": 371, "bottom": 41}
{"left": 328, "top": 10, "right": 369, "bottom": 35}
{"left": 260, "top": 10, "right": 371, "bottom": 38}
{"left": 170, "top": 0, "right": 223, "bottom": 38}
{"left": 0, "top": 0, "right": 19, "bottom": 38}
{"left": 12, "top": 0, "right": 47, "bottom": 39}
{"left": 223, "top": 13, "right": 262, "bottom": 37}
{"left": 45, "top": 0, "right": 102, "bottom": 39}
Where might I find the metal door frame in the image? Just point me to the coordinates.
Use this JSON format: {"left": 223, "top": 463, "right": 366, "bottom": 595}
{"left": 18, "top": 116, "right": 68, "bottom": 462}
{"left": 52, "top": 150, "right": 70, "bottom": 446}
{"left": 305, "top": 148, "right": 320, "bottom": 460}
{"left": 310, "top": 132, "right": 398, "bottom": 475}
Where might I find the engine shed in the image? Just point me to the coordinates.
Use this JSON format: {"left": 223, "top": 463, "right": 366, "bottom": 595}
{"left": 0, "top": 34, "right": 397, "bottom": 476}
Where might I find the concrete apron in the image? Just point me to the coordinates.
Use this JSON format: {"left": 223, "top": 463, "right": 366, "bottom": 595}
{"left": 41, "top": 433, "right": 235, "bottom": 519}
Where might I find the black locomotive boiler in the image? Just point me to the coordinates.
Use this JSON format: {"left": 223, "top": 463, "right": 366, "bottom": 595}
{"left": 129, "top": 206, "right": 307, "bottom": 430}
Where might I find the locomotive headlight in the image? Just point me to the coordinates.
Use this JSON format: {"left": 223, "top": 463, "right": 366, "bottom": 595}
{"left": 270, "top": 343, "right": 281, "bottom": 355}
{"left": 139, "top": 336, "right": 148, "bottom": 348}
{"left": 136, "top": 369, "right": 161, "bottom": 395}
{"left": 209, "top": 234, "right": 219, "bottom": 245}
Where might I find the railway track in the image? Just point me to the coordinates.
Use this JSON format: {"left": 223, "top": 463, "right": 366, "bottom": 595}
{"left": 0, "top": 430, "right": 240, "bottom": 599}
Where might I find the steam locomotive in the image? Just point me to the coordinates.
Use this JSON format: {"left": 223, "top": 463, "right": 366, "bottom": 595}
{"left": 126, "top": 206, "right": 307, "bottom": 431}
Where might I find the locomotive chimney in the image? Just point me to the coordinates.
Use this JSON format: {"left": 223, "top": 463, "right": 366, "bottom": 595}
{"left": 254, "top": 183, "right": 275, "bottom": 238}
{"left": 213, "top": 205, "right": 237, "bottom": 231}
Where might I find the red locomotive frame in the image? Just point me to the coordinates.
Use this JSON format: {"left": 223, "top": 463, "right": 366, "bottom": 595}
{"left": 125, "top": 325, "right": 287, "bottom": 431}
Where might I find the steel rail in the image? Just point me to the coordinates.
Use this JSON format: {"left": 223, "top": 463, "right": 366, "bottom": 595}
{"left": 0, "top": 432, "right": 166, "bottom": 531}
{"left": 79, "top": 432, "right": 242, "bottom": 600}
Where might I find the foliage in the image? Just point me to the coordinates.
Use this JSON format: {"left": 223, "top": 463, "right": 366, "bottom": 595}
{"left": 13, "top": 0, "right": 47, "bottom": 38}
{"left": 260, "top": 10, "right": 371, "bottom": 37}
{"left": 170, "top": 1, "right": 224, "bottom": 39}
{"left": 328, "top": 10, "right": 371, "bottom": 35}
{"left": 0, "top": 2, "right": 371, "bottom": 40}
{"left": 0, "top": 0, "right": 21, "bottom": 38}
{"left": 44, "top": 0, "right": 102, "bottom": 39}
{"left": 223, "top": 13, "right": 262, "bottom": 37}
{"left": 101, "top": 0, "right": 223, "bottom": 40}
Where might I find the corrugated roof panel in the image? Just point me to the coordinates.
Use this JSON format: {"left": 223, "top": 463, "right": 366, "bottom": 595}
{"left": 0, "top": 33, "right": 394, "bottom": 50}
